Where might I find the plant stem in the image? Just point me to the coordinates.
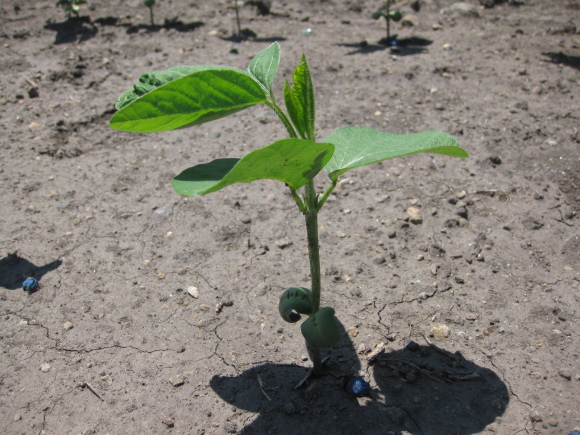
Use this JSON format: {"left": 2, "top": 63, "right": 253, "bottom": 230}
{"left": 304, "top": 179, "right": 323, "bottom": 376}
{"left": 149, "top": 6, "right": 154, "bottom": 26}
{"left": 234, "top": 0, "right": 241, "bottom": 37}
{"left": 386, "top": 0, "right": 391, "bottom": 41}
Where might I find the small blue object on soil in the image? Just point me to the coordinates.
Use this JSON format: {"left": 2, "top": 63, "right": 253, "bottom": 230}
{"left": 567, "top": 430, "right": 580, "bottom": 435}
{"left": 22, "top": 277, "right": 39, "bottom": 294}
{"left": 346, "top": 376, "right": 370, "bottom": 397}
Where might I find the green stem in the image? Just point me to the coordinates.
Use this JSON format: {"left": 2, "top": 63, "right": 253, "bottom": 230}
{"left": 290, "top": 188, "right": 306, "bottom": 213}
{"left": 317, "top": 181, "right": 336, "bottom": 211}
{"left": 266, "top": 101, "right": 299, "bottom": 139}
{"left": 234, "top": 0, "right": 241, "bottom": 36}
{"left": 149, "top": 5, "right": 154, "bottom": 26}
{"left": 304, "top": 180, "right": 323, "bottom": 376}
{"left": 386, "top": 0, "right": 391, "bottom": 41}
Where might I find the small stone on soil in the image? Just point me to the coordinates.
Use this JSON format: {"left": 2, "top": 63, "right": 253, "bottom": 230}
{"left": 169, "top": 375, "right": 184, "bottom": 387}
{"left": 40, "top": 363, "right": 51, "bottom": 373}
{"left": 283, "top": 402, "right": 296, "bottom": 415}
{"left": 63, "top": 321, "right": 74, "bottom": 330}
{"left": 162, "top": 417, "right": 174, "bottom": 428}
{"left": 406, "top": 207, "right": 423, "bottom": 225}
{"left": 430, "top": 324, "right": 450, "bottom": 340}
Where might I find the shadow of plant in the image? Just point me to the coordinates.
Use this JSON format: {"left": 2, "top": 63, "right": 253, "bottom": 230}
{"left": 211, "top": 322, "right": 508, "bottom": 434}
{"left": 44, "top": 16, "right": 97, "bottom": 44}
{"left": 542, "top": 51, "right": 580, "bottom": 71}
{"left": 0, "top": 252, "right": 62, "bottom": 291}
{"left": 372, "top": 343, "right": 509, "bottom": 434}
{"left": 341, "top": 36, "right": 432, "bottom": 56}
{"left": 220, "top": 29, "right": 287, "bottom": 43}
{"left": 126, "top": 18, "right": 204, "bottom": 34}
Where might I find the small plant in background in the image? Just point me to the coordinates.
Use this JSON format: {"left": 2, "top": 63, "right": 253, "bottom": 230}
{"left": 56, "top": 0, "right": 87, "bottom": 18}
{"left": 144, "top": 0, "right": 156, "bottom": 26}
{"left": 234, "top": 0, "right": 242, "bottom": 37}
{"left": 110, "top": 43, "right": 468, "bottom": 377}
{"left": 372, "top": 0, "right": 403, "bottom": 45}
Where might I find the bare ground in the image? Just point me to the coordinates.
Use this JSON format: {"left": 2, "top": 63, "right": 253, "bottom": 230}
{"left": 1, "top": 0, "right": 579, "bottom": 434}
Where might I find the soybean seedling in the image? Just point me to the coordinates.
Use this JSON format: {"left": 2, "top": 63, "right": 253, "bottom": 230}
{"left": 372, "top": 0, "right": 403, "bottom": 45}
{"left": 56, "top": 0, "right": 87, "bottom": 18}
{"left": 144, "top": 0, "right": 156, "bottom": 26}
{"left": 110, "top": 43, "right": 468, "bottom": 377}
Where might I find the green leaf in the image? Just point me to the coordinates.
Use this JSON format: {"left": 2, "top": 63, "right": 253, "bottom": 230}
{"left": 246, "top": 42, "right": 280, "bottom": 95}
{"left": 172, "top": 138, "right": 334, "bottom": 196}
{"left": 110, "top": 68, "right": 267, "bottom": 133}
{"left": 301, "top": 307, "right": 341, "bottom": 348}
{"left": 323, "top": 126, "right": 468, "bottom": 182}
{"left": 279, "top": 287, "right": 314, "bottom": 323}
{"left": 115, "top": 65, "right": 243, "bottom": 110}
{"left": 284, "top": 55, "right": 315, "bottom": 140}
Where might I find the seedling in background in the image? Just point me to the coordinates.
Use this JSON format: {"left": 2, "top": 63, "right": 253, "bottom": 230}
{"left": 234, "top": 0, "right": 242, "bottom": 38}
{"left": 372, "top": 0, "right": 403, "bottom": 45}
{"left": 56, "top": 0, "right": 87, "bottom": 18}
{"left": 110, "top": 43, "right": 468, "bottom": 377}
{"left": 144, "top": 0, "right": 156, "bottom": 26}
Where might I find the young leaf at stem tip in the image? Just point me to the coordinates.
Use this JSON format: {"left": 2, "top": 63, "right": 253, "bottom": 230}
{"left": 284, "top": 55, "right": 315, "bottom": 140}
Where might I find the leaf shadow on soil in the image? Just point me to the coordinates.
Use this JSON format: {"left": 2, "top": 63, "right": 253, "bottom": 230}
{"left": 542, "top": 52, "right": 580, "bottom": 71}
{"left": 220, "top": 29, "right": 287, "bottom": 43}
{"left": 126, "top": 18, "right": 204, "bottom": 35}
{"left": 211, "top": 321, "right": 508, "bottom": 434}
{"left": 0, "top": 252, "right": 62, "bottom": 291}
{"left": 340, "top": 36, "right": 432, "bottom": 56}
{"left": 44, "top": 16, "right": 97, "bottom": 44}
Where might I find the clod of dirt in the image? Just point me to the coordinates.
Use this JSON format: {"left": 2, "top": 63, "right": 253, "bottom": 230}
{"left": 430, "top": 324, "right": 450, "bottom": 340}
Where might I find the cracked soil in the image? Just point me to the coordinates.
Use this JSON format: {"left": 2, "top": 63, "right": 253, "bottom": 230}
{"left": 1, "top": 0, "right": 579, "bottom": 434}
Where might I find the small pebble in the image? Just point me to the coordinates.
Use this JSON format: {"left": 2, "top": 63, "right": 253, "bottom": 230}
{"left": 40, "top": 363, "right": 51, "bottom": 373}
{"left": 430, "top": 324, "right": 450, "bottom": 340}
{"left": 169, "top": 375, "right": 185, "bottom": 387}
{"left": 558, "top": 369, "right": 572, "bottom": 381}
{"left": 283, "top": 402, "right": 296, "bottom": 415}
{"left": 406, "top": 207, "right": 423, "bottom": 225}
{"left": 275, "top": 238, "right": 293, "bottom": 249}
{"left": 187, "top": 286, "right": 200, "bottom": 298}
{"left": 162, "top": 417, "right": 175, "bottom": 428}
{"left": 63, "top": 321, "right": 74, "bottom": 330}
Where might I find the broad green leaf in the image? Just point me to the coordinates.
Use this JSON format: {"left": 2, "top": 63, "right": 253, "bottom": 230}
{"left": 172, "top": 138, "right": 334, "bottom": 196}
{"left": 279, "top": 287, "right": 314, "bottom": 323}
{"left": 301, "top": 307, "right": 341, "bottom": 348}
{"left": 110, "top": 68, "right": 268, "bottom": 133}
{"left": 284, "top": 55, "right": 315, "bottom": 140}
{"left": 246, "top": 42, "right": 280, "bottom": 95}
{"left": 115, "top": 65, "right": 243, "bottom": 110}
{"left": 323, "top": 126, "right": 468, "bottom": 182}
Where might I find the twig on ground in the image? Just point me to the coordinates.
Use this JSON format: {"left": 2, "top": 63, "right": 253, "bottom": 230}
{"left": 256, "top": 375, "right": 271, "bottom": 401}
{"left": 85, "top": 382, "right": 104, "bottom": 401}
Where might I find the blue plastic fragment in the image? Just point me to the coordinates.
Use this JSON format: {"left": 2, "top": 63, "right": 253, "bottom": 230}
{"left": 567, "top": 430, "right": 580, "bottom": 435}
{"left": 346, "top": 376, "right": 370, "bottom": 397}
{"left": 22, "top": 277, "right": 39, "bottom": 294}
